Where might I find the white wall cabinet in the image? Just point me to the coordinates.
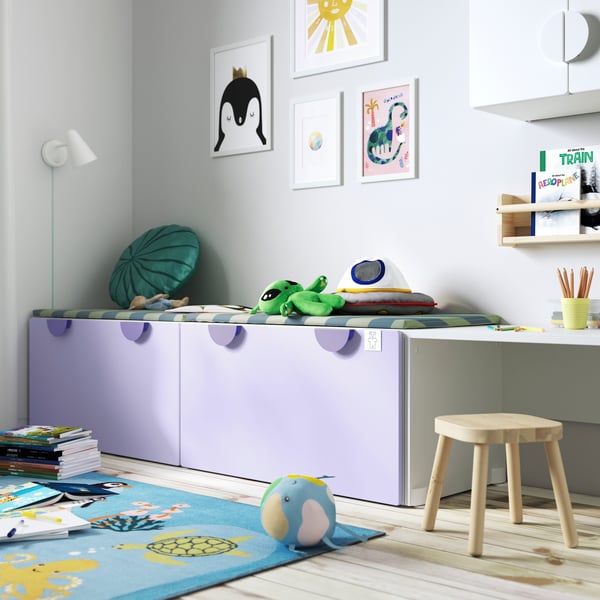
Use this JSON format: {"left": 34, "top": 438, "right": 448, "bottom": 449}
{"left": 470, "top": 0, "right": 600, "bottom": 120}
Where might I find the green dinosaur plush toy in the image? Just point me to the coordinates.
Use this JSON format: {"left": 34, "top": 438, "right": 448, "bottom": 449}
{"left": 250, "top": 275, "right": 345, "bottom": 317}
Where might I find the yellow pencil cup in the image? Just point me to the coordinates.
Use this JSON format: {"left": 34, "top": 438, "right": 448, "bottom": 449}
{"left": 561, "top": 297, "right": 590, "bottom": 330}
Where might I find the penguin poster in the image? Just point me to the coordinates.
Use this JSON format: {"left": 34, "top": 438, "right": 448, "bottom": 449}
{"left": 210, "top": 36, "right": 272, "bottom": 157}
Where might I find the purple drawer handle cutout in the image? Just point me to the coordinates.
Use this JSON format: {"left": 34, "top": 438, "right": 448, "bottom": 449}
{"left": 314, "top": 328, "right": 355, "bottom": 352}
{"left": 120, "top": 321, "right": 150, "bottom": 341}
{"left": 47, "top": 319, "right": 72, "bottom": 337}
{"left": 208, "top": 324, "right": 241, "bottom": 347}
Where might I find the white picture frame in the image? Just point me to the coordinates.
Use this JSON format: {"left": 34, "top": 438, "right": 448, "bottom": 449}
{"left": 210, "top": 36, "right": 272, "bottom": 157}
{"left": 291, "top": 0, "right": 385, "bottom": 78}
{"left": 358, "top": 79, "right": 417, "bottom": 183}
{"left": 291, "top": 93, "right": 342, "bottom": 189}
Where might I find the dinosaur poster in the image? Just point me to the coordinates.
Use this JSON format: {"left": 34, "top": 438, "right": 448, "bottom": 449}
{"left": 360, "top": 80, "right": 416, "bottom": 182}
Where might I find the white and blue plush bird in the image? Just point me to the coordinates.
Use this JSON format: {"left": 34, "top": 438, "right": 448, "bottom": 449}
{"left": 260, "top": 474, "right": 364, "bottom": 552}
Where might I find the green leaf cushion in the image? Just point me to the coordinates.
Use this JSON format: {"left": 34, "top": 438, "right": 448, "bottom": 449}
{"left": 109, "top": 224, "right": 200, "bottom": 308}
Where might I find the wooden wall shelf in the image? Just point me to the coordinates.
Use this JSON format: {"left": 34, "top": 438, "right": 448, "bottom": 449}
{"left": 497, "top": 194, "right": 600, "bottom": 246}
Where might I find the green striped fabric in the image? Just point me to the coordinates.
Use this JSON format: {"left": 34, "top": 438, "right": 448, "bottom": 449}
{"left": 32, "top": 309, "right": 501, "bottom": 330}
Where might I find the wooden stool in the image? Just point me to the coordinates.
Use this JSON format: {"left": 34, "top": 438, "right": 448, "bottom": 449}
{"left": 422, "top": 413, "right": 578, "bottom": 557}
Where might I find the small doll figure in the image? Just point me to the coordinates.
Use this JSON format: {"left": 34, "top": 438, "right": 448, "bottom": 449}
{"left": 128, "top": 293, "right": 189, "bottom": 311}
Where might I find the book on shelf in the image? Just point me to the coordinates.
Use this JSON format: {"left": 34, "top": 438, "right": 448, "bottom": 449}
{"left": 540, "top": 145, "right": 600, "bottom": 233}
{"left": 0, "top": 481, "right": 116, "bottom": 512}
{"left": 0, "top": 508, "right": 91, "bottom": 542}
{"left": 530, "top": 169, "right": 581, "bottom": 236}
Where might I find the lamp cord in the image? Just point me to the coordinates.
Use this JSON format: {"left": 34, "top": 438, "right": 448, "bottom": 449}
{"left": 51, "top": 166, "right": 55, "bottom": 309}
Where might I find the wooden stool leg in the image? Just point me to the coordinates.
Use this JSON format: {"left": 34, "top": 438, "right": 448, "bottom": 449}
{"left": 469, "top": 443, "right": 489, "bottom": 557}
{"left": 505, "top": 442, "right": 523, "bottom": 524}
{"left": 423, "top": 435, "right": 453, "bottom": 531}
{"left": 544, "top": 440, "right": 578, "bottom": 548}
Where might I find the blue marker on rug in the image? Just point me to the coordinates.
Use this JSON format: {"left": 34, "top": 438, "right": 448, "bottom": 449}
{"left": 6, "top": 519, "right": 24, "bottom": 538}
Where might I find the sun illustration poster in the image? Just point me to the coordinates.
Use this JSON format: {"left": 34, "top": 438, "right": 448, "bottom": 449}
{"left": 292, "top": 0, "right": 384, "bottom": 77}
{"left": 359, "top": 80, "right": 416, "bottom": 183}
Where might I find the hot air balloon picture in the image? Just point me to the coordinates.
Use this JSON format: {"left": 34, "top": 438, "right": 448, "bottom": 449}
{"left": 210, "top": 36, "right": 272, "bottom": 157}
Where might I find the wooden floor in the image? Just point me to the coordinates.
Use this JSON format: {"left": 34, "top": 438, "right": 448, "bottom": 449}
{"left": 100, "top": 454, "right": 600, "bottom": 600}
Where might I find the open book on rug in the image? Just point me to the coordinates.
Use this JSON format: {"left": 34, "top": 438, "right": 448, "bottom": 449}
{"left": 0, "top": 508, "right": 91, "bottom": 542}
{"left": 0, "top": 481, "right": 117, "bottom": 512}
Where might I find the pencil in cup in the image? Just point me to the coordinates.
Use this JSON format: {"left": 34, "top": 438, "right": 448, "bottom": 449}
{"left": 557, "top": 267, "right": 594, "bottom": 298}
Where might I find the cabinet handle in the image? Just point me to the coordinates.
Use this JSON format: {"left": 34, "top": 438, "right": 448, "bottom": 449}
{"left": 208, "top": 324, "right": 242, "bottom": 347}
{"left": 120, "top": 321, "right": 150, "bottom": 342}
{"left": 540, "top": 11, "right": 589, "bottom": 63}
{"left": 314, "top": 328, "right": 355, "bottom": 352}
{"left": 564, "top": 11, "right": 589, "bottom": 62}
{"left": 46, "top": 319, "right": 72, "bottom": 337}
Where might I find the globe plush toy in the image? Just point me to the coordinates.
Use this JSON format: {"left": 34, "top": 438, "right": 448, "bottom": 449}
{"left": 260, "top": 475, "right": 338, "bottom": 551}
{"left": 250, "top": 275, "right": 345, "bottom": 317}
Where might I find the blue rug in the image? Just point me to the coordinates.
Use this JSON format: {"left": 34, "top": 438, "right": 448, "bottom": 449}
{"left": 0, "top": 472, "right": 384, "bottom": 599}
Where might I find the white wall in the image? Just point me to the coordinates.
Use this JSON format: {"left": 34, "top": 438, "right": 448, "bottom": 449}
{"left": 133, "top": 0, "right": 600, "bottom": 324}
{"left": 4, "top": 0, "right": 600, "bottom": 429}
{"left": 0, "top": 0, "right": 18, "bottom": 430}
{"left": 2, "top": 0, "right": 133, "bottom": 427}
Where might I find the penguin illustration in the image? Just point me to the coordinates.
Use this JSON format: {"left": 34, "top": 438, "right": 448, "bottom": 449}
{"left": 214, "top": 67, "right": 267, "bottom": 152}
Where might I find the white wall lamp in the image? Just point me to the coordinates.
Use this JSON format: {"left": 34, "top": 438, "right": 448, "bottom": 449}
{"left": 41, "top": 129, "right": 97, "bottom": 168}
{"left": 41, "top": 129, "right": 98, "bottom": 308}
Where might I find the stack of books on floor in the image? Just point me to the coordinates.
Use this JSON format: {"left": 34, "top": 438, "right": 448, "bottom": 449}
{"left": 0, "top": 425, "right": 101, "bottom": 479}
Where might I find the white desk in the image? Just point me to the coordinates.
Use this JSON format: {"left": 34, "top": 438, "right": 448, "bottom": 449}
{"left": 404, "top": 326, "right": 600, "bottom": 424}
{"left": 404, "top": 326, "right": 600, "bottom": 346}
{"left": 402, "top": 326, "right": 600, "bottom": 496}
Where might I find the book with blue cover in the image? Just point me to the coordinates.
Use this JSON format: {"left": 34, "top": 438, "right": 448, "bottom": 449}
{"left": 0, "top": 481, "right": 117, "bottom": 512}
{"left": 0, "top": 482, "right": 62, "bottom": 512}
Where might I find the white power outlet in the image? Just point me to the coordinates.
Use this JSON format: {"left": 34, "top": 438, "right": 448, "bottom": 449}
{"left": 364, "top": 329, "right": 382, "bottom": 352}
